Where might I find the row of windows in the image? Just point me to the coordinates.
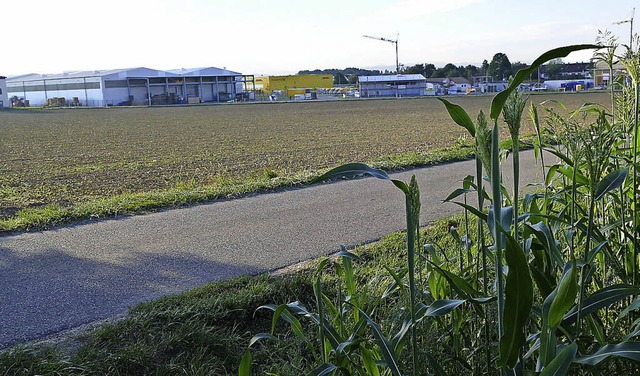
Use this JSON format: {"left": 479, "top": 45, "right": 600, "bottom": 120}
{"left": 8, "top": 81, "right": 101, "bottom": 93}
{"left": 126, "top": 78, "right": 235, "bottom": 87}
{"left": 9, "top": 77, "right": 237, "bottom": 93}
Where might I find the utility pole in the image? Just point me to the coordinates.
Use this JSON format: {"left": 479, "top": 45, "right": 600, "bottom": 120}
{"left": 363, "top": 34, "right": 399, "bottom": 74}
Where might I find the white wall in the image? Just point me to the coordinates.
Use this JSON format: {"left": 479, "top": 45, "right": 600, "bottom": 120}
{"left": 6, "top": 77, "right": 104, "bottom": 106}
{"left": 0, "top": 78, "right": 8, "bottom": 107}
{"left": 102, "top": 87, "right": 131, "bottom": 106}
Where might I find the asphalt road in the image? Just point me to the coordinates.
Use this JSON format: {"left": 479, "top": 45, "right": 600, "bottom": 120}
{"left": 0, "top": 150, "right": 544, "bottom": 349}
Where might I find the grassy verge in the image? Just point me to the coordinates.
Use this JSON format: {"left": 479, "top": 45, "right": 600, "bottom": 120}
{"left": 0, "top": 144, "right": 475, "bottom": 233}
{"left": 0, "top": 216, "right": 459, "bottom": 375}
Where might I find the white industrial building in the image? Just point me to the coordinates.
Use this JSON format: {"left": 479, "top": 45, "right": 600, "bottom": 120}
{"left": 0, "top": 76, "right": 8, "bottom": 108}
{"left": 357, "top": 74, "right": 428, "bottom": 97}
{"left": 6, "top": 67, "right": 247, "bottom": 107}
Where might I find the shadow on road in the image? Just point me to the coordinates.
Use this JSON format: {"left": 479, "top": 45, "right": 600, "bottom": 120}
{"left": 0, "top": 246, "right": 259, "bottom": 349}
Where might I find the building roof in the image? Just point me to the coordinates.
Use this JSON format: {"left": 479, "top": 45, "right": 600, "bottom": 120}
{"left": 593, "top": 60, "right": 627, "bottom": 71}
{"left": 357, "top": 74, "right": 426, "bottom": 82}
{"left": 7, "top": 68, "right": 172, "bottom": 81}
{"left": 7, "top": 66, "right": 242, "bottom": 82}
{"left": 446, "top": 77, "right": 471, "bottom": 85}
{"left": 166, "top": 67, "right": 241, "bottom": 76}
{"left": 426, "top": 78, "right": 446, "bottom": 85}
{"left": 539, "top": 62, "right": 593, "bottom": 75}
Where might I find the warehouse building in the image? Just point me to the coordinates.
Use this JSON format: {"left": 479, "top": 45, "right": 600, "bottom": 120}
{"left": 357, "top": 74, "right": 427, "bottom": 97}
{"left": 248, "top": 74, "right": 333, "bottom": 92}
{"left": 6, "top": 66, "right": 246, "bottom": 107}
{"left": 0, "top": 76, "right": 8, "bottom": 108}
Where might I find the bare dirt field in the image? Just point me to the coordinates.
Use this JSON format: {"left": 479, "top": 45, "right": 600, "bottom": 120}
{"left": 0, "top": 92, "right": 609, "bottom": 221}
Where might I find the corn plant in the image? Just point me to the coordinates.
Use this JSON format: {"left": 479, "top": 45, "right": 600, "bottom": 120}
{"left": 242, "top": 40, "right": 640, "bottom": 375}
{"left": 440, "top": 43, "right": 640, "bottom": 375}
{"left": 243, "top": 246, "right": 406, "bottom": 376}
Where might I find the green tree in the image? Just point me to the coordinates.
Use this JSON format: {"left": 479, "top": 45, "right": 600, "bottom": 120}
{"left": 511, "top": 61, "right": 529, "bottom": 75}
{"left": 433, "top": 63, "right": 461, "bottom": 78}
{"left": 544, "top": 58, "right": 564, "bottom": 80}
{"left": 334, "top": 72, "right": 348, "bottom": 85}
{"left": 403, "top": 63, "right": 437, "bottom": 78}
{"left": 481, "top": 59, "right": 489, "bottom": 75}
{"left": 404, "top": 64, "right": 426, "bottom": 75}
{"left": 488, "top": 52, "right": 512, "bottom": 80}
{"left": 424, "top": 63, "right": 436, "bottom": 78}
{"left": 464, "top": 64, "right": 480, "bottom": 79}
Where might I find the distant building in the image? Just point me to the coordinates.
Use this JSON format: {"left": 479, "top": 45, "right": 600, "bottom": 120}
{"left": 542, "top": 79, "right": 594, "bottom": 91}
{"left": 445, "top": 77, "right": 472, "bottom": 94}
{"left": 0, "top": 76, "right": 8, "bottom": 108}
{"left": 593, "top": 60, "right": 627, "bottom": 88}
{"left": 6, "top": 67, "right": 247, "bottom": 107}
{"left": 426, "top": 78, "right": 445, "bottom": 95}
{"left": 539, "top": 62, "right": 593, "bottom": 80}
{"left": 357, "top": 74, "right": 427, "bottom": 97}
{"left": 248, "top": 74, "right": 333, "bottom": 92}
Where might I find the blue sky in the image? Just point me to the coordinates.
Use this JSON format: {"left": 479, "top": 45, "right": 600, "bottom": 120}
{"left": 3, "top": 0, "right": 636, "bottom": 76}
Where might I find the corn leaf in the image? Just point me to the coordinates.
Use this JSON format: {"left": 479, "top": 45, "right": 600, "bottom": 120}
{"left": 314, "top": 162, "right": 390, "bottom": 182}
{"left": 556, "top": 166, "right": 589, "bottom": 187}
{"left": 428, "top": 261, "right": 482, "bottom": 299}
{"left": 361, "top": 347, "right": 382, "bottom": 376}
{"left": 499, "top": 234, "right": 534, "bottom": 368}
{"left": 356, "top": 308, "right": 404, "bottom": 376}
{"left": 619, "top": 297, "right": 640, "bottom": 319}
{"left": 451, "top": 202, "right": 488, "bottom": 221}
{"left": 573, "top": 341, "right": 640, "bottom": 366}
{"left": 540, "top": 342, "right": 577, "bottom": 376}
{"left": 544, "top": 148, "right": 574, "bottom": 169}
{"left": 594, "top": 168, "right": 628, "bottom": 201}
{"left": 526, "top": 221, "right": 563, "bottom": 269}
{"left": 286, "top": 301, "right": 344, "bottom": 348}
{"left": 391, "top": 318, "right": 412, "bottom": 356}
{"left": 238, "top": 350, "right": 252, "bottom": 376}
{"left": 531, "top": 266, "right": 556, "bottom": 300}
{"left": 426, "top": 353, "right": 447, "bottom": 376}
{"left": 307, "top": 363, "right": 338, "bottom": 376}
{"left": 546, "top": 262, "right": 578, "bottom": 329}
{"left": 563, "top": 284, "right": 640, "bottom": 325}
{"left": 490, "top": 44, "right": 599, "bottom": 120}
{"left": 488, "top": 205, "right": 514, "bottom": 235}
{"left": 425, "top": 299, "right": 465, "bottom": 317}
{"left": 444, "top": 188, "right": 476, "bottom": 202}
{"left": 438, "top": 98, "right": 476, "bottom": 137}
{"left": 249, "top": 333, "right": 278, "bottom": 347}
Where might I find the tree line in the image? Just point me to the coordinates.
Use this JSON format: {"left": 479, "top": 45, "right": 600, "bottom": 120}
{"left": 299, "top": 52, "right": 537, "bottom": 85}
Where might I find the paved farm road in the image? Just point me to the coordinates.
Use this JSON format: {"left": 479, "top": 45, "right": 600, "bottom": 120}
{"left": 0, "top": 151, "right": 544, "bottom": 349}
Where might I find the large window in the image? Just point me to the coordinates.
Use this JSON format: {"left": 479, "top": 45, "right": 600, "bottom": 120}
{"left": 104, "top": 80, "right": 128, "bottom": 88}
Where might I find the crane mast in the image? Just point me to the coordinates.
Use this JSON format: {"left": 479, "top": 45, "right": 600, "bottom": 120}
{"left": 613, "top": 8, "right": 635, "bottom": 47}
{"left": 363, "top": 34, "right": 399, "bottom": 74}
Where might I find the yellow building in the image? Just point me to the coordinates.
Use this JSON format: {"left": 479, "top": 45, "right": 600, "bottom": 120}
{"left": 247, "top": 74, "right": 333, "bottom": 92}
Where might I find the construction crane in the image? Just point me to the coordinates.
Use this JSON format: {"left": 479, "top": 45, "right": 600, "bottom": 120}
{"left": 613, "top": 8, "right": 635, "bottom": 47}
{"left": 363, "top": 34, "right": 399, "bottom": 74}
